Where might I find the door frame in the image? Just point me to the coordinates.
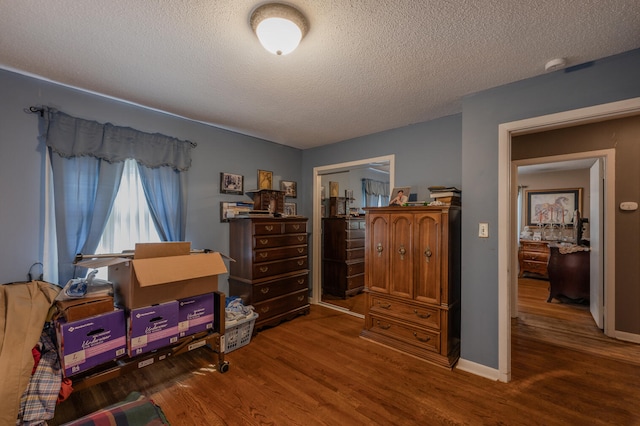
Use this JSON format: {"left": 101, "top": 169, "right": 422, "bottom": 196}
{"left": 497, "top": 97, "right": 640, "bottom": 383}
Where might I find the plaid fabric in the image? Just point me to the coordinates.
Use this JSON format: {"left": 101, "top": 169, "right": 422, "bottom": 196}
{"left": 17, "top": 326, "right": 62, "bottom": 425}
{"left": 61, "top": 392, "right": 170, "bottom": 426}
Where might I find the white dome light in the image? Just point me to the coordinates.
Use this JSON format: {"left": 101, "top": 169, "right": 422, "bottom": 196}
{"left": 251, "top": 3, "right": 309, "bottom": 56}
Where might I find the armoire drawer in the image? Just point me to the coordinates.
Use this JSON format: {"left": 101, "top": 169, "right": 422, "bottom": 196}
{"left": 369, "top": 294, "right": 441, "bottom": 330}
{"left": 366, "top": 313, "right": 440, "bottom": 353}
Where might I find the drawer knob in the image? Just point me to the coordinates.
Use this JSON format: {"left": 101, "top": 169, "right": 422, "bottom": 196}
{"left": 297, "top": 295, "right": 305, "bottom": 301}
{"left": 297, "top": 236, "right": 305, "bottom": 241}
{"left": 377, "top": 302, "right": 391, "bottom": 309}
{"left": 414, "top": 309, "right": 431, "bottom": 319}
{"left": 376, "top": 320, "right": 391, "bottom": 330}
{"left": 413, "top": 332, "right": 431, "bottom": 343}
{"left": 293, "top": 224, "right": 300, "bottom": 230}
{"left": 260, "top": 266, "right": 269, "bottom": 273}
{"left": 259, "top": 239, "right": 269, "bottom": 245}
{"left": 265, "top": 225, "right": 274, "bottom": 231}
{"left": 297, "top": 260, "right": 305, "bottom": 266}
{"left": 260, "top": 287, "right": 270, "bottom": 294}
{"left": 259, "top": 252, "right": 268, "bottom": 258}
{"left": 424, "top": 247, "right": 432, "bottom": 263}
{"left": 297, "top": 279, "right": 305, "bottom": 284}
{"left": 376, "top": 243, "right": 384, "bottom": 257}
{"left": 297, "top": 248, "right": 304, "bottom": 253}
{"left": 260, "top": 306, "right": 270, "bottom": 313}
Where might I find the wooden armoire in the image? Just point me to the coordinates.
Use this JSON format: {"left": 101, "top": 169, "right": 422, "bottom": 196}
{"left": 360, "top": 205, "right": 461, "bottom": 368}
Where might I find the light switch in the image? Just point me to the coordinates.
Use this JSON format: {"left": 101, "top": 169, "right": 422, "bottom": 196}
{"left": 479, "top": 223, "right": 489, "bottom": 238}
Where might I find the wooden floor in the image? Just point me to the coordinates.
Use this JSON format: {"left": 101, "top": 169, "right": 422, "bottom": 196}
{"left": 51, "top": 280, "right": 640, "bottom": 425}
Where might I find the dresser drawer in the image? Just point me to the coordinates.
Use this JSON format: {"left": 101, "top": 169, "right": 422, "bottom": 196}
{"left": 253, "top": 222, "right": 283, "bottom": 235}
{"left": 520, "top": 241, "right": 549, "bottom": 253}
{"left": 254, "top": 234, "right": 307, "bottom": 249}
{"left": 346, "top": 238, "right": 365, "bottom": 249}
{"left": 346, "top": 274, "right": 364, "bottom": 290}
{"left": 346, "top": 220, "right": 365, "bottom": 230}
{"left": 254, "top": 289, "right": 308, "bottom": 321}
{"left": 254, "top": 245, "right": 307, "bottom": 263}
{"left": 284, "top": 222, "right": 307, "bottom": 234}
{"left": 346, "top": 260, "right": 364, "bottom": 277}
{"left": 366, "top": 313, "right": 440, "bottom": 353}
{"left": 346, "top": 247, "right": 365, "bottom": 260}
{"left": 346, "top": 229, "right": 365, "bottom": 239}
{"left": 252, "top": 272, "right": 308, "bottom": 303}
{"left": 521, "top": 251, "right": 548, "bottom": 262}
{"left": 368, "top": 295, "right": 441, "bottom": 330}
{"left": 252, "top": 256, "right": 308, "bottom": 279}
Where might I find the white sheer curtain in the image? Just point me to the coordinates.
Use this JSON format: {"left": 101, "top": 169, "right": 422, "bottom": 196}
{"left": 95, "top": 159, "right": 161, "bottom": 257}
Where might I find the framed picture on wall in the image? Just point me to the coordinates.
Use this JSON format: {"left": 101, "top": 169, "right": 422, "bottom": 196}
{"left": 258, "top": 169, "right": 273, "bottom": 190}
{"left": 280, "top": 180, "right": 297, "bottom": 198}
{"left": 525, "top": 188, "right": 582, "bottom": 226}
{"left": 329, "top": 181, "right": 339, "bottom": 197}
{"left": 220, "top": 172, "right": 243, "bottom": 194}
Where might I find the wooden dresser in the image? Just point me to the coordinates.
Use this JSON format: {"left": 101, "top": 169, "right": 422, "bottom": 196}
{"left": 361, "top": 206, "right": 461, "bottom": 369}
{"left": 518, "top": 240, "right": 550, "bottom": 278}
{"left": 322, "top": 217, "right": 366, "bottom": 298}
{"left": 228, "top": 217, "right": 310, "bottom": 331}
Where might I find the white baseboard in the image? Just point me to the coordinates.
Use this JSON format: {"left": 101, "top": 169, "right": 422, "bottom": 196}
{"left": 614, "top": 329, "right": 640, "bottom": 344}
{"left": 455, "top": 358, "right": 502, "bottom": 381}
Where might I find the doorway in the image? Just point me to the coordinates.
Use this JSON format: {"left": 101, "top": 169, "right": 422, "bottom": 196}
{"left": 310, "top": 155, "right": 395, "bottom": 316}
{"left": 497, "top": 97, "right": 640, "bottom": 383}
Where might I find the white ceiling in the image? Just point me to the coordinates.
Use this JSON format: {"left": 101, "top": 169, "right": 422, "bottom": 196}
{"left": 1, "top": 1, "right": 639, "bottom": 149}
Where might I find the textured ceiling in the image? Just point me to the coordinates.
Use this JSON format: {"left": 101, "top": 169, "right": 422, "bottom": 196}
{"left": 1, "top": 1, "right": 639, "bottom": 149}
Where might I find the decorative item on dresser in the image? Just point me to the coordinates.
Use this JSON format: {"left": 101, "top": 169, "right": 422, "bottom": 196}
{"left": 228, "top": 217, "right": 310, "bottom": 331}
{"left": 247, "top": 189, "right": 286, "bottom": 214}
{"left": 361, "top": 205, "right": 461, "bottom": 369}
{"left": 322, "top": 216, "right": 366, "bottom": 298}
{"left": 518, "top": 240, "right": 550, "bottom": 279}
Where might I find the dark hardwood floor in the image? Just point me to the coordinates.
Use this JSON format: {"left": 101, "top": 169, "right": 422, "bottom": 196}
{"left": 51, "top": 281, "right": 640, "bottom": 425}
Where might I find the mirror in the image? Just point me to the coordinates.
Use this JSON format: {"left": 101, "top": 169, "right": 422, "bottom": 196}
{"left": 311, "top": 155, "right": 394, "bottom": 317}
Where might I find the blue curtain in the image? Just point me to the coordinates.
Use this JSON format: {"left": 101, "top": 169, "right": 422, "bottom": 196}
{"left": 137, "top": 163, "right": 187, "bottom": 241}
{"left": 362, "top": 178, "right": 389, "bottom": 207}
{"left": 41, "top": 108, "right": 194, "bottom": 285}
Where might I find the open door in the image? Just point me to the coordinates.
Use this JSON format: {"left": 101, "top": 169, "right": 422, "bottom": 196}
{"left": 589, "top": 158, "right": 604, "bottom": 329}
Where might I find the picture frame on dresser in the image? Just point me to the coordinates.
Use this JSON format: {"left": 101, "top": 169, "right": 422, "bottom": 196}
{"left": 220, "top": 172, "right": 243, "bottom": 194}
{"left": 525, "top": 188, "right": 582, "bottom": 226}
{"left": 284, "top": 202, "right": 297, "bottom": 216}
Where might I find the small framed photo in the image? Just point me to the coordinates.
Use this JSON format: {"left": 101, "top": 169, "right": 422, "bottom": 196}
{"left": 389, "top": 186, "right": 411, "bottom": 206}
{"left": 258, "top": 169, "right": 273, "bottom": 190}
{"left": 284, "top": 202, "right": 297, "bottom": 216}
{"left": 220, "top": 172, "right": 244, "bottom": 194}
{"left": 329, "top": 181, "right": 339, "bottom": 197}
{"left": 280, "top": 180, "right": 297, "bottom": 198}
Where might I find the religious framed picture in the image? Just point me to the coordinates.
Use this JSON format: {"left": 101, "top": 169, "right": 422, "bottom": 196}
{"left": 280, "top": 180, "right": 297, "bottom": 198}
{"left": 220, "top": 172, "right": 243, "bottom": 194}
{"left": 258, "top": 169, "right": 273, "bottom": 190}
{"left": 525, "top": 188, "right": 582, "bottom": 226}
{"left": 329, "top": 181, "right": 339, "bottom": 197}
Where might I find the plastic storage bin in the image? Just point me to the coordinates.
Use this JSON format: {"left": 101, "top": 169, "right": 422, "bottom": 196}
{"left": 225, "top": 311, "right": 258, "bottom": 353}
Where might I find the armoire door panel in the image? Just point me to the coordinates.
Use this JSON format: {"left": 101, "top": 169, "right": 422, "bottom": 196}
{"left": 415, "top": 213, "right": 441, "bottom": 305}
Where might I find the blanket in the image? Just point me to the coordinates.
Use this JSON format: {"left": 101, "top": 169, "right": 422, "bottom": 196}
{"left": 61, "top": 392, "right": 170, "bottom": 426}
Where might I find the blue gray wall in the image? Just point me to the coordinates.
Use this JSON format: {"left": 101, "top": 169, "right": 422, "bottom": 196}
{"left": 0, "top": 69, "right": 303, "bottom": 295}
{"left": 2, "top": 48, "right": 639, "bottom": 372}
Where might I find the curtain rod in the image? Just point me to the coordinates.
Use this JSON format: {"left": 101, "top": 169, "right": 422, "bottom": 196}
{"left": 25, "top": 105, "right": 197, "bottom": 148}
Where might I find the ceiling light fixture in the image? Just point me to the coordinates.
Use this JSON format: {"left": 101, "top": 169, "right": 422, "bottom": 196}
{"left": 544, "top": 58, "right": 567, "bottom": 72}
{"left": 250, "top": 3, "right": 309, "bottom": 56}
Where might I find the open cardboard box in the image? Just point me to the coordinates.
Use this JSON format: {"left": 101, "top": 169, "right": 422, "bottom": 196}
{"left": 100, "top": 242, "right": 227, "bottom": 310}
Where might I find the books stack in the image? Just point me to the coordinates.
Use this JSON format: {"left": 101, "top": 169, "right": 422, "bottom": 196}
{"left": 428, "top": 186, "right": 461, "bottom": 205}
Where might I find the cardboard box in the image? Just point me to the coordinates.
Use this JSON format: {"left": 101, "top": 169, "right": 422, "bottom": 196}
{"left": 177, "top": 293, "right": 215, "bottom": 337}
{"left": 108, "top": 242, "right": 227, "bottom": 309}
{"left": 55, "top": 296, "right": 114, "bottom": 322}
{"left": 128, "top": 301, "right": 179, "bottom": 356}
{"left": 55, "top": 310, "right": 127, "bottom": 377}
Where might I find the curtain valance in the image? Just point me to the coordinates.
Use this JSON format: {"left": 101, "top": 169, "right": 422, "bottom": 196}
{"left": 44, "top": 108, "right": 194, "bottom": 171}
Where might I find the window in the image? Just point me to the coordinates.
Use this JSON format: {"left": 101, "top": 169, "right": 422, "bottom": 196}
{"left": 94, "top": 159, "right": 160, "bottom": 278}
